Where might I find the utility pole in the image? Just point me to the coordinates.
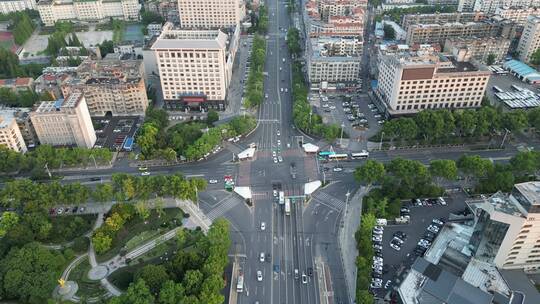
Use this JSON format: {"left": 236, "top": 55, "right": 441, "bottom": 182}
{"left": 44, "top": 163, "right": 52, "bottom": 179}
{"left": 379, "top": 131, "right": 385, "bottom": 150}
{"left": 340, "top": 123, "right": 345, "bottom": 147}
{"left": 500, "top": 128, "right": 510, "bottom": 149}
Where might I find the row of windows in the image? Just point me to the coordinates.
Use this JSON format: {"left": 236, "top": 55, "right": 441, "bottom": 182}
{"left": 395, "top": 101, "right": 480, "bottom": 111}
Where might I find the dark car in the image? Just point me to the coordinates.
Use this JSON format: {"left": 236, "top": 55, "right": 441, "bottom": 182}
{"left": 393, "top": 231, "right": 407, "bottom": 240}
{"left": 307, "top": 267, "right": 313, "bottom": 277}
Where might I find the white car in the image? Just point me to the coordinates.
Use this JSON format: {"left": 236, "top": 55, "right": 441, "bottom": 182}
{"left": 141, "top": 171, "right": 150, "bottom": 176}
{"left": 333, "top": 167, "right": 343, "bottom": 172}
{"left": 370, "top": 282, "right": 382, "bottom": 289}
{"left": 280, "top": 88, "right": 284, "bottom": 92}
{"left": 278, "top": 156, "right": 283, "bottom": 162}
{"left": 285, "top": 88, "right": 288, "bottom": 93}
{"left": 273, "top": 157, "right": 278, "bottom": 163}
{"left": 390, "top": 243, "right": 401, "bottom": 251}
{"left": 427, "top": 225, "right": 440, "bottom": 233}
{"left": 272, "top": 151, "right": 277, "bottom": 157}
{"left": 257, "top": 270, "right": 263, "bottom": 281}
{"left": 432, "top": 219, "right": 444, "bottom": 226}
{"left": 260, "top": 252, "right": 265, "bottom": 262}
{"left": 209, "top": 179, "right": 218, "bottom": 184}
{"left": 265, "top": 93, "right": 268, "bottom": 98}
{"left": 302, "top": 274, "right": 308, "bottom": 284}
{"left": 277, "top": 130, "right": 280, "bottom": 136}
{"left": 329, "top": 106, "right": 336, "bottom": 109}
{"left": 273, "top": 190, "right": 278, "bottom": 197}
{"left": 260, "top": 222, "right": 266, "bottom": 231}
{"left": 384, "top": 280, "right": 392, "bottom": 289}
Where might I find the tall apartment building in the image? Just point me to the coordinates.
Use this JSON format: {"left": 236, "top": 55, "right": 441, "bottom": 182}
{"left": 401, "top": 12, "right": 486, "bottom": 31}
{"left": 61, "top": 58, "right": 148, "bottom": 116}
{"left": 30, "top": 92, "right": 96, "bottom": 148}
{"left": 307, "top": 37, "right": 362, "bottom": 89}
{"left": 517, "top": 15, "right": 540, "bottom": 63}
{"left": 0, "top": 109, "right": 27, "bottom": 153}
{"left": 177, "top": 0, "right": 244, "bottom": 29}
{"left": 376, "top": 51, "right": 490, "bottom": 115}
{"left": 458, "top": 0, "right": 540, "bottom": 13}
{"left": 305, "top": 0, "right": 365, "bottom": 38}
{"left": 444, "top": 37, "right": 511, "bottom": 64}
{"left": 37, "top": 0, "right": 140, "bottom": 26}
{"left": 495, "top": 6, "right": 540, "bottom": 26}
{"left": 467, "top": 182, "right": 540, "bottom": 271}
{"left": 317, "top": 0, "right": 367, "bottom": 21}
{"left": 405, "top": 18, "right": 516, "bottom": 46}
{"left": 146, "top": 0, "right": 179, "bottom": 24}
{"left": 151, "top": 22, "right": 239, "bottom": 110}
{"left": 0, "top": 0, "right": 36, "bottom": 14}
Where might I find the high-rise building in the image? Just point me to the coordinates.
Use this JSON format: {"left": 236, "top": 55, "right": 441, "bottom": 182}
{"left": 177, "top": 0, "right": 244, "bottom": 29}
{"left": 61, "top": 57, "right": 148, "bottom": 116}
{"left": 401, "top": 12, "right": 486, "bottom": 31}
{"left": 0, "top": 109, "right": 28, "bottom": 153}
{"left": 151, "top": 22, "right": 239, "bottom": 110}
{"left": 0, "top": 0, "right": 36, "bottom": 15}
{"left": 37, "top": 0, "right": 140, "bottom": 26}
{"left": 494, "top": 6, "right": 540, "bottom": 26}
{"left": 30, "top": 92, "right": 96, "bottom": 148}
{"left": 467, "top": 182, "right": 540, "bottom": 271}
{"left": 517, "top": 16, "right": 540, "bottom": 63}
{"left": 376, "top": 50, "right": 490, "bottom": 116}
{"left": 458, "top": 0, "right": 540, "bottom": 13}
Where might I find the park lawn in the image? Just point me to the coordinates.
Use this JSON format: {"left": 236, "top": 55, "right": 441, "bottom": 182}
{"left": 68, "top": 257, "right": 109, "bottom": 299}
{"left": 108, "top": 239, "right": 179, "bottom": 291}
{"left": 96, "top": 208, "right": 183, "bottom": 263}
{"left": 124, "top": 230, "right": 162, "bottom": 251}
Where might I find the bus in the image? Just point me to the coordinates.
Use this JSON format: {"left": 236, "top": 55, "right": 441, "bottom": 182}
{"left": 236, "top": 273, "right": 244, "bottom": 293}
{"left": 492, "top": 86, "right": 503, "bottom": 93}
{"left": 351, "top": 150, "right": 369, "bottom": 159}
{"left": 285, "top": 198, "right": 291, "bottom": 216}
{"left": 318, "top": 151, "right": 335, "bottom": 157}
{"left": 279, "top": 191, "right": 285, "bottom": 205}
{"left": 328, "top": 153, "right": 349, "bottom": 161}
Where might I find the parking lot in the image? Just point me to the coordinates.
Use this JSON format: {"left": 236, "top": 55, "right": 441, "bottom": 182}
{"left": 313, "top": 92, "right": 382, "bottom": 150}
{"left": 92, "top": 116, "right": 141, "bottom": 150}
{"left": 486, "top": 73, "right": 540, "bottom": 108}
{"left": 370, "top": 190, "right": 470, "bottom": 298}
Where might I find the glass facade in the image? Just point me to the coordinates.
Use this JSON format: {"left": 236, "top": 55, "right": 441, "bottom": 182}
{"left": 470, "top": 208, "right": 510, "bottom": 263}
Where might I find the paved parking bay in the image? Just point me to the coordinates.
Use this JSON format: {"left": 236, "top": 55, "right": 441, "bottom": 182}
{"left": 372, "top": 190, "right": 470, "bottom": 298}
{"left": 92, "top": 116, "right": 141, "bottom": 150}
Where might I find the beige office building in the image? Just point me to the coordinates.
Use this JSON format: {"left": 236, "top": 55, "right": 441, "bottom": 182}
{"left": 0, "top": 109, "right": 27, "bottom": 153}
{"left": 151, "top": 22, "right": 239, "bottom": 110}
{"left": 30, "top": 92, "right": 96, "bottom": 148}
{"left": 61, "top": 58, "right": 148, "bottom": 116}
{"left": 37, "top": 0, "right": 140, "bottom": 26}
{"left": 467, "top": 182, "right": 540, "bottom": 271}
{"left": 376, "top": 51, "right": 490, "bottom": 115}
{"left": 518, "top": 15, "right": 540, "bottom": 63}
{"left": 495, "top": 6, "right": 540, "bottom": 26}
{"left": 0, "top": 0, "right": 36, "bottom": 15}
{"left": 177, "top": 0, "right": 244, "bottom": 29}
{"left": 444, "top": 36, "right": 511, "bottom": 64}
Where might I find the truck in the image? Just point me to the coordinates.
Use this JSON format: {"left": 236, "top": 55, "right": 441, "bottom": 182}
{"left": 285, "top": 198, "right": 291, "bottom": 216}
{"left": 236, "top": 273, "right": 244, "bottom": 293}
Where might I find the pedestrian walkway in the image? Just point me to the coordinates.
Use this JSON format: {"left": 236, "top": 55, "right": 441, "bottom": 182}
{"left": 339, "top": 187, "right": 366, "bottom": 304}
{"left": 312, "top": 191, "right": 346, "bottom": 211}
{"left": 206, "top": 195, "right": 243, "bottom": 221}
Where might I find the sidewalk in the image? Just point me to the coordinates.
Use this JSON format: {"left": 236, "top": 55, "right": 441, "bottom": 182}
{"left": 339, "top": 187, "right": 367, "bottom": 304}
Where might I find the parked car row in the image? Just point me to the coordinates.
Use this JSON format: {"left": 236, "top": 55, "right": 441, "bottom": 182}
{"left": 414, "top": 218, "right": 445, "bottom": 256}
{"left": 411, "top": 197, "right": 447, "bottom": 207}
{"left": 49, "top": 206, "right": 86, "bottom": 215}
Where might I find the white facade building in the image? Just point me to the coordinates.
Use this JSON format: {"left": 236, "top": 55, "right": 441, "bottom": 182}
{"left": 518, "top": 15, "right": 540, "bottom": 63}
{"left": 0, "top": 0, "right": 36, "bottom": 14}
{"left": 376, "top": 51, "right": 490, "bottom": 115}
{"left": 30, "top": 92, "right": 97, "bottom": 148}
{"left": 495, "top": 6, "right": 540, "bottom": 26}
{"left": 177, "top": 0, "right": 244, "bottom": 29}
{"left": 458, "top": 0, "right": 540, "bottom": 13}
{"left": 37, "top": 0, "right": 140, "bottom": 26}
{"left": 151, "top": 22, "right": 239, "bottom": 110}
{"left": 0, "top": 109, "right": 27, "bottom": 153}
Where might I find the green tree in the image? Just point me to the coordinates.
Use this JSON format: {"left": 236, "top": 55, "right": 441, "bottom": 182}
{"left": 206, "top": 110, "right": 219, "bottom": 125}
{"left": 109, "top": 279, "right": 155, "bottom": 304}
{"left": 159, "top": 281, "right": 185, "bottom": 304}
{"left": 530, "top": 48, "right": 540, "bottom": 65}
{"left": 354, "top": 160, "right": 386, "bottom": 188}
{"left": 183, "top": 269, "right": 204, "bottom": 295}
{"left": 136, "top": 265, "right": 170, "bottom": 295}
{"left": 0, "top": 211, "right": 19, "bottom": 237}
{"left": 509, "top": 151, "right": 540, "bottom": 176}
{"left": 91, "top": 183, "right": 114, "bottom": 202}
{"left": 357, "top": 289, "right": 374, "bottom": 304}
{"left": 457, "top": 155, "right": 493, "bottom": 184}
{"left": 383, "top": 24, "right": 395, "bottom": 39}
{"left": 502, "top": 110, "right": 528, "bottom": 132}
{"left": 528, "top": 107, "right": 540, "bottom": 130}
{"left": 0, "top": 242, "right": 65, "bottom": 304}
{"left": 135, "top": 201, "right": 150, "bottom": 222}
{"left": 138, "top": 123, "right": 159, "bottom": 157}
{"left": 98, "top": 40, "right": 115, "bottom": 56}
{"left": 486, "top": 53, "right": 496, "bottom": 65}
{"left": 429, "top": 159, "right": 458, "bottom": 186}
{"left": 92, "top": 231, "right": 112, "bottom": 254}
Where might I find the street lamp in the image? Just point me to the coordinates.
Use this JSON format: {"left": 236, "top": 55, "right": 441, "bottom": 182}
{"left": 339, "top": 123, "right": 345, "bottom": 147}
{"left": 379, "top": 131, "right": 385, "bottom": 150}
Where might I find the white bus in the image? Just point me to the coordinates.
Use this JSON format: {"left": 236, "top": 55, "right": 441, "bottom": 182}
{"left": 328, "top": 153, "right": 349, "bottom": 161}
{"left": 351, "top": 150, "right": 369, "bottom": 159}
{"left": 237, "top": 274, "right": 244, "bottom": 293}
{"left": 285, "top": 198, "right": 291, "bottom": 216}
{"left": 279, "top": 191, "right": 285, "bottom": 205}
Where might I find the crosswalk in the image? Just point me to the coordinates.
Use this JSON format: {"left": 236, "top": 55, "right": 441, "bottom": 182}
{"left": 312, "top": 191, "right": 346, "bottom": 211}
{"left": 206, "top": 194, "right": 243, "bottom": 221}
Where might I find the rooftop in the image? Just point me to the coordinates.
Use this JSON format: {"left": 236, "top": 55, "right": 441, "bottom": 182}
{"left": 151, "top": 22, "right": 231, "bottom": 50}
{"left": 514, "top": 182, "right": 540, "bottom": 206}
{"left": 468, "top": 192, "right": 525, "bottom": 218}
{"left": 0, "top": 109, "right": 17, "bottom": 129}
{"left": 35, "top": 92, "right": 83, "bottom": 113}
